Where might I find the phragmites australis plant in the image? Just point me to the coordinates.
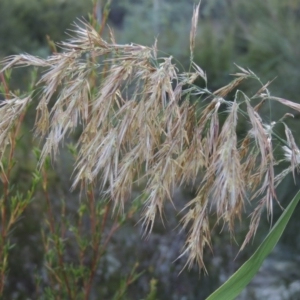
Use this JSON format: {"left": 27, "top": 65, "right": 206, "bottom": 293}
{"left": 1, "top": 3, "right": 300, "bottom": 273}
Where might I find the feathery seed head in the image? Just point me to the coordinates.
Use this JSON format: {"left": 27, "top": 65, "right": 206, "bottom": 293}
{"left": 2, "top": 17, "right": 300, "bottom": 272}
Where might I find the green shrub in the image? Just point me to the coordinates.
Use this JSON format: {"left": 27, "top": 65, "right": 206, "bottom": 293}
{"left": 1, "top": 1, "right": 300, "bottom": 299}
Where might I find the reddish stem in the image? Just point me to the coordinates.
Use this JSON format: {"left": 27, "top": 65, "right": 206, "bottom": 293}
{"left": 42, "top": 170, "right": 74, "bottom": 299}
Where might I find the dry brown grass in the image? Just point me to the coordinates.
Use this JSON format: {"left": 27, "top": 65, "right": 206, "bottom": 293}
{"left": 1, "top": 5, "right": 300, "bottom": 271}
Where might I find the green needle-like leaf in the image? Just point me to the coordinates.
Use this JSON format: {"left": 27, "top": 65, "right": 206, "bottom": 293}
{"left": 206, "top": 190, "right": 300, "bottom": 300}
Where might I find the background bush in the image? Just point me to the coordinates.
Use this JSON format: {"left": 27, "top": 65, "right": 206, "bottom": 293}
{"left": 1, "top": 0, "right": 300, "bottom": 299}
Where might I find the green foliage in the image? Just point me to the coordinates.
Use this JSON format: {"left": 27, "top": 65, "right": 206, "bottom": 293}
{"left": 0, "top": 0, "right": 92, "bottom": 57}
{"left": 1, "top": 1, "right": 300, "bottom": 299}
{"left": 206, "top": 190, "right": 300, "bottom": 300}
{"left": 114, "top": 0, "right": 198, "bottom": 64}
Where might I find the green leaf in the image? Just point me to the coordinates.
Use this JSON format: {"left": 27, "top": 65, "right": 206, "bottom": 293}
{"left": 206, "top": 190, "right": 300, "bottom": 300}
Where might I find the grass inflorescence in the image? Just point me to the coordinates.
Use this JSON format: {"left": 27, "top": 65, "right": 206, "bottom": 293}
{"left": 1, "top": 5, "right": 300, "bottom": 273}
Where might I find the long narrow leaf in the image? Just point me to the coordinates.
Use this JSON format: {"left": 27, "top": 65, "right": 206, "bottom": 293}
{"left": 206, "top": 189, "right": 300, "bottom": 300}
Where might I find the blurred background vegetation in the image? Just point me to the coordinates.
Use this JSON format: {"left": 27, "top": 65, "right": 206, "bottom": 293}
{"left": 1, "top": 0, "right": 300, "bottom": 299}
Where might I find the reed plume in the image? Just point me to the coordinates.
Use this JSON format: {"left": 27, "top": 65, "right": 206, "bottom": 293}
{"left": 1, "top": 5, "right": 300, "bottom": 271}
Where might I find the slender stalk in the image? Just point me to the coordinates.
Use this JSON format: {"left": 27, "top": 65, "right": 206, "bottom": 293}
{"left": 42, "top": 169, "right": 74, "bottom": 300}
{"left": 84, "top": 185, "right": 101, "bottom": 300}
{"left": 0, "top": 75, "right": 27, "bottom": 294}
